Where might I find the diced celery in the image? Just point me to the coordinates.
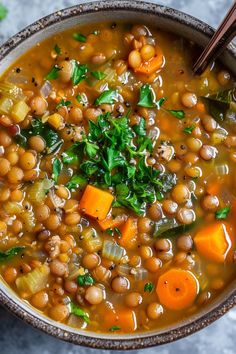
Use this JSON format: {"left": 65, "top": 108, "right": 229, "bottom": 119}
{"left": 16, "top": 264, "right": 50, "bottom": 296}
{"left": 0, "top": 97, "right": 13, "bottom": 114}
{"left": 27, "top": 178, "right": 54, "bottom": 204}
{"left": 81, "top": 227, "right": 102, "bottom": 253}
{"left": 11, "top": 100, "right": 30, "bottom": 123}
{"left": 102, "top": 240, "right": 125, "bottom": 263}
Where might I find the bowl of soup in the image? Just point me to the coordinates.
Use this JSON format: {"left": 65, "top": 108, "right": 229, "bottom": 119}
{"left": 0, "top": 0, "right": 236, "bottom": 350}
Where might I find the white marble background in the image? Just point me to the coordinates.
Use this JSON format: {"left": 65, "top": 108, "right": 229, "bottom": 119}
{"left": 0, "top": 1, "right": 235, "bottom": 354}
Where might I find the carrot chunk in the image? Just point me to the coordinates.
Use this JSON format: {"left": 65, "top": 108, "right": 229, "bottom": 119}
{"left": 135, "top": 49, "right": 164, "bottom": 75}
{"left": 156, "top": 268, "right": 199, "bottom": 310}
{"left": 118, "top": 217, "right": 138, "bottom": 250}
{"left": 104, "top": 308, "right": 137, "bottom": 332}
{"left": 79, "top": 185, "right": 114, "bottom": 220}
{"left": 194, "top": 222, "right": 232, "bottom": 263}
{"left": 98, "top": 214, "right": 126, "bottom": 231}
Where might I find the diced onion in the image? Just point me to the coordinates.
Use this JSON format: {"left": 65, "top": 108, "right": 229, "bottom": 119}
{"left": 215, "top": 164, "right": 229, "bottom": 175}
{"left": 40, "top": 80, "right": 52, "bottom": 98}
{"left": 49, "top": 189, "right": 65, "bottom": 208}
{"left": 102, "top": 240, "right": 125, "bottom": 263}
{"left": 131, "top": 267, "right": 148, "bottom": 281}
{"left": 117, "top": 264, "right": 131, "bottom": 276}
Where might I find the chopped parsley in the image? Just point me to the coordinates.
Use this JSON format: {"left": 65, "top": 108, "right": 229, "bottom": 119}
{"left": 77, "top": 273, "right": 95, "bottom": 286}
{"left": 71, "top": 61, "right": 88, "bottom": 86}
{"left": 69, "top": 302, "right": 90, "bottom": 323}
{"left": 109, "top": 325, "right": 121, "bottom": 332}
{"left": 56, "top": 99, "right": 71, "bottom": 109}
{"left": 144, "top": 282, "right": 154, "bottom": 293}
{"left": 52, "top": 158, "right": 62, "bottom": 183}
{"left": 45, "top": 65, "right": 61, "bottom": 80}
{"left": 54, "top": 44, "right": 61, "bottom": 55}
{"left": 0, "top": 247, "right": 25, "bottom": 262}
{"left": 73, "top": 33, "right": 86, "bottom": 42}
{"left": 138, "top": 84, "right": 155, "bottom": 108}
{"left": 91, "top": 71, "right": 107, "bottom": 80}
{"left": 215, "top": 207, "right": 231, "bottom": 220}
{"left": 183, "top": 125, "right": 195, "bottom": 134}
{"left": 95, "top": 89, "right": 118, "bottom": 105}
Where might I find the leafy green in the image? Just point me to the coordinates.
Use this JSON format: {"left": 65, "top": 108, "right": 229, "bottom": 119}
{"left": 109, "top": 325, "right": 121, "bottom": 332}
{"left": 52, "top": 158, "right": 62, "bottom": 182}
{"left": 66, "top": 174, "right": 86, "bottom": 190}
{"left": 69, "top": 302, "right": 90, "bottom": 323}
{"left": 165, "top": 109, "right": 185, "bottom": 119}
{"left": 133, "top": 118, "right": 146, "bottom": 136}
{"left": 153, "top": 218, "right": 195, "bottom": 238}
{"left": 45, "top": 65, "right": 61, "bottom": 80}
{"left": 16, "top": 118, "right": 62, "bottom": 154}
{"left": 77, "top": 273, "right": 95, "bottom": 286}
{"left": 215, "top": 207, "right": 230, "bottom": 220}
{"left": 73, "top": 33, "right": 86, "bottom": 42}
{"left": 0, "top": 4, "right": 7, "bottom": 20}
{"left": 0, "top": 247, "right": 25, "bottom": 262}
{"left": 183, "top": 125, "right": 195, "bottom": 134}
{"left": 91, "top": 71, "right": 107, "bottom": 80}
{"left": 71, "top": 60, "right": 88, "bottom": 86}
{"left": 95, "top": 90, "right": 118, "bottom": 105}
{"left": 144, "top": 282, "right": 154, "bottom": 293}
{"left": 138, "top": 84, "right": 155, "bottom": 108}
{"left": 56, "top": 99, "right": 71, "bottom": 109}
{"left": 54, "top": 44, "right": 61, "bottom": 55}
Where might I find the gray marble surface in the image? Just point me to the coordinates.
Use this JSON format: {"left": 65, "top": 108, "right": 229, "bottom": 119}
{"left": 0, "top": 0, "right": 235, "bottom": 353}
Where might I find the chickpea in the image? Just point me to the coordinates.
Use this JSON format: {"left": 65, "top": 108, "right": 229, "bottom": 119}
{"left": 31, "top": 291, "right": 49, "bottom": 309}
{"left": 11, "top": 219, "right": 23, "bottom": 234}
{"left": 6, "top": 151, "right": 19, "bottom": 165}
{"left": 125, "top": 292, "right": 142, "bottom": 308}
{"left": 85, "top": 285, "right": 104, "bottom": 305}
{"left": 162, "top": 200, "right": 178, "bottom": 215}
{"left": 139, "top": 232, "right": 152, "bottom": 245}
{"left": 50, "top": 259, "right": 67, "bottom": 276}
{"left": 29, "top": 136, "right": 46, "bottom": 152}
{"left": 185, "top": 166, "right": 202, "bottom": 178}
{"left": 0, "top": 157, "right": 10, "bottom": 176}
{"left": 217, "top": 70, "right": 230, "bottom": 86}
{"left": 34, "top": 205, "right": 50, "bottom": 222}
{"left": 177, "top": 235, "right": 193, "bottom": 251}
{"left": 202, "top": 195, "right": 219, "bottom": 211}
{"left": 172, "top": 184, "right": 190, "bottom": 204}
{"left": 56, "top": 186, "right": 70, "bottom": 199}
{"left": 59, "top": 60, "right": 73, "bottom": 83}
{"left": 30, "top": 96, "right": 47, "bottom": 115}
{"left": 19, "top": 151, "right": 36, "bottom": 170}
{"left": 140, "top": 44, "right": 155, "bottom": 61}
{"left": 146, "top": 302, "right": 163, "bottom": 320}
{"left": 45, "top": 214, "right": 60, "bottom": 230}
{"left": 138, "top": 217, "right": 153, "bottom": 233}
{"left": 49, "top": 304, "right": 69, "bottom": 322}
{"left": 91, "top": 53, "right": 106, "bottom": 65}
{"left": 201, "top": 115, "right": 217, "bottom": 132}
{"left": 69, "top": 107, "right": 83, "bottom": 124}
{"left": 177, "top": 207, "right": 195, "bottom": 224}
{"left": 148, "top": 202, "right": 162, "bottom": 221}
{"left": 181, "top": 92, "right": 197, "bottom": 108}
{"left": 128, "top": 50, "right": 142, "bottom": 69}
{"left": 184, "top": 152, "right": 199, "bottom": 164}
{"left": 131, "top": 25, "right": 148, "bottom": 38}
{"left": 3, "top": 267, "right": 17, "bottom": 283}
{"left": 111, "top": 276, "right": 130, "bottom": 293}
{"left": 83, "top": 107, "right": 102, "bottom": 122}
{"left": 199, "top": 145, "right": 216, "bottom": 160}
{"left": 64, "top": 199, "right": 79, "bottom": 213}
{"left": 0, "top": 130, "right": 12, "bottom": 147}
{"left": 139, "top": 245, "right": 153, "bottom": 259}
{"left": 174, "top": 251, "right": 187, "bottom": 264}
{"left": 10, "top": 189, "right": 23, "bottom": 203}
{"left": 0, "top": 187, "right": 10, "bottom": 201}
{"left": 145, "top": 257, "right": 161, "bottom": 273}
{"left": 64, "top": 280, "right": 78, "bottom": 294}
{"left": 7, "top": 166, "right": 24, "bottom": 184}
{"left": 155, "top": 238, "right": 171, "bottom": 252}
{"left": 82, "top": 253, "right": 100, "bottom": 270}
{"left": 64, "top": 212, "right": 81, "bottom": 225}
{"left": 53, "top": 283, "right": 64, "bottom": 296}
{"left": 186, "top": 137, "right": 202, "bottom": 152}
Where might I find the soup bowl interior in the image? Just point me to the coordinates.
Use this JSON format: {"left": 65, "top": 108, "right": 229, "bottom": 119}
{"left": 0, "top": 0, "right": 236, "bottom": 350}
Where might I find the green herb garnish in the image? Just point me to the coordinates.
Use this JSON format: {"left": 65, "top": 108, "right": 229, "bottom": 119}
{"left": 153, "top": 218, "right": 195, "bottom": 238}
{"left": 66, "top": 174, "right": 86, "bottom": 190}
{"left": 77, "top": 273, "right": 95, "bottom": 286}
{"left": 215, "top": 207, "right": 231, "bottom": 220}
{"left": 56, "top": 99, "right": 71, "bottom": 109}
{"left": 45, "top": 65, "right": 61, "bottom": 80}
{"left": 69, "top": 302, "right": 90, "bottom": 323}
{"left": 0, "top": 4, "right": 7, "bottom": 20}
{"left": 165, "top": 109, "right": 185, "bottom": 119}
{"left": 52, "top": 158, "right": 62, "bottom": 183}
{"left": 109, "top": 325, "right": 121, "bottom": 332}
{"left": 71, "top": 60, "right": 88, "bottom": 86}
{"left": 183, "top": 125, "right": 195, "bottom": 134}
{"left": 95, "top": 89, "right": 118, "bottom": 105}
{"left": 73, "top": 33, "right": 86, "bottom": 42}
{"left": 0, "top": 247, "right": 25, "bottom": 262}
{"left": 138, "top": 84, "right": 155, "bottom": 108}
{"left": 91, "top": 71, "right": 107, "bottom": 80}
{"left": 144, "top": 282, "right": 154, "bottom": 293}
{"left": 54, "top": 44, "right": 61, "bottom": 55}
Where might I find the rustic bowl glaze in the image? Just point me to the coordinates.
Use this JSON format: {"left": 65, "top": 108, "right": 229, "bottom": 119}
{"left": 0, "top": 0, "right": 236, "bottom": 350}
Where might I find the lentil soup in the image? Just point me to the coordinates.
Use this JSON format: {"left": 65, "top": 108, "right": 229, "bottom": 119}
{"left": 0, "top": 21, "right": 235, "bottom": 334}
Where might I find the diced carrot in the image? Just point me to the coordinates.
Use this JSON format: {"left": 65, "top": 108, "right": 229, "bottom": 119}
{"left": 79, "top": 185, "right": 114, "bottom": 220}
{"left": 206, "top": 181, "right": 223, "bottom": 196}
{"left": 118, "top": 217, "right": 138, "bottom": 250}
{"left": 196, "top": 102, "right": 206, "bottom": 113}
{"left": 97, "top": 214, "right": 126, "bottom": 231}
{"left": 156, "top": 268, "right": 199, "bottom": 310}
{"left": 194, "top": 222, "right": 232, "bottom": 263}
{"left": 135, "top": 49, "right": 164, "bottom": 75}
{"left": 104, "top": 307, "right": 137, "bottom": 332}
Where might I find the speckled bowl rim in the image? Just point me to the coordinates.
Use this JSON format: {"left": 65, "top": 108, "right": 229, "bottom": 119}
{"left": 0, "top": 0, "right": 236, "bottom": 350}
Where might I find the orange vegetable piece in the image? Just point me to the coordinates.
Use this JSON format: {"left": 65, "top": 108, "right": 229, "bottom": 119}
{"left": 206, "top": 181, "right": 223, "bottom": 196}
{"left": 156, "top": 268, "right": 199, "bottom": 310}
{"left": 79, "top": 185, "right": 114, "bottom": 220}
{"left": 104, "top": 307, "right": 137, "bottom": 332}
{"left": 97, "top": 214, "right": 126, "bottom": 231}
{"left": 194, "top": 222, "right": 232, "bottom": 263}
{"left": 119, "top": 217, "right": 138, "bottom": 250}
{"left": 196, "top": 102, "right": 206, "bottom": 113}
{"left": 135, "top": 48, "right": 164, "bottom": 75}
